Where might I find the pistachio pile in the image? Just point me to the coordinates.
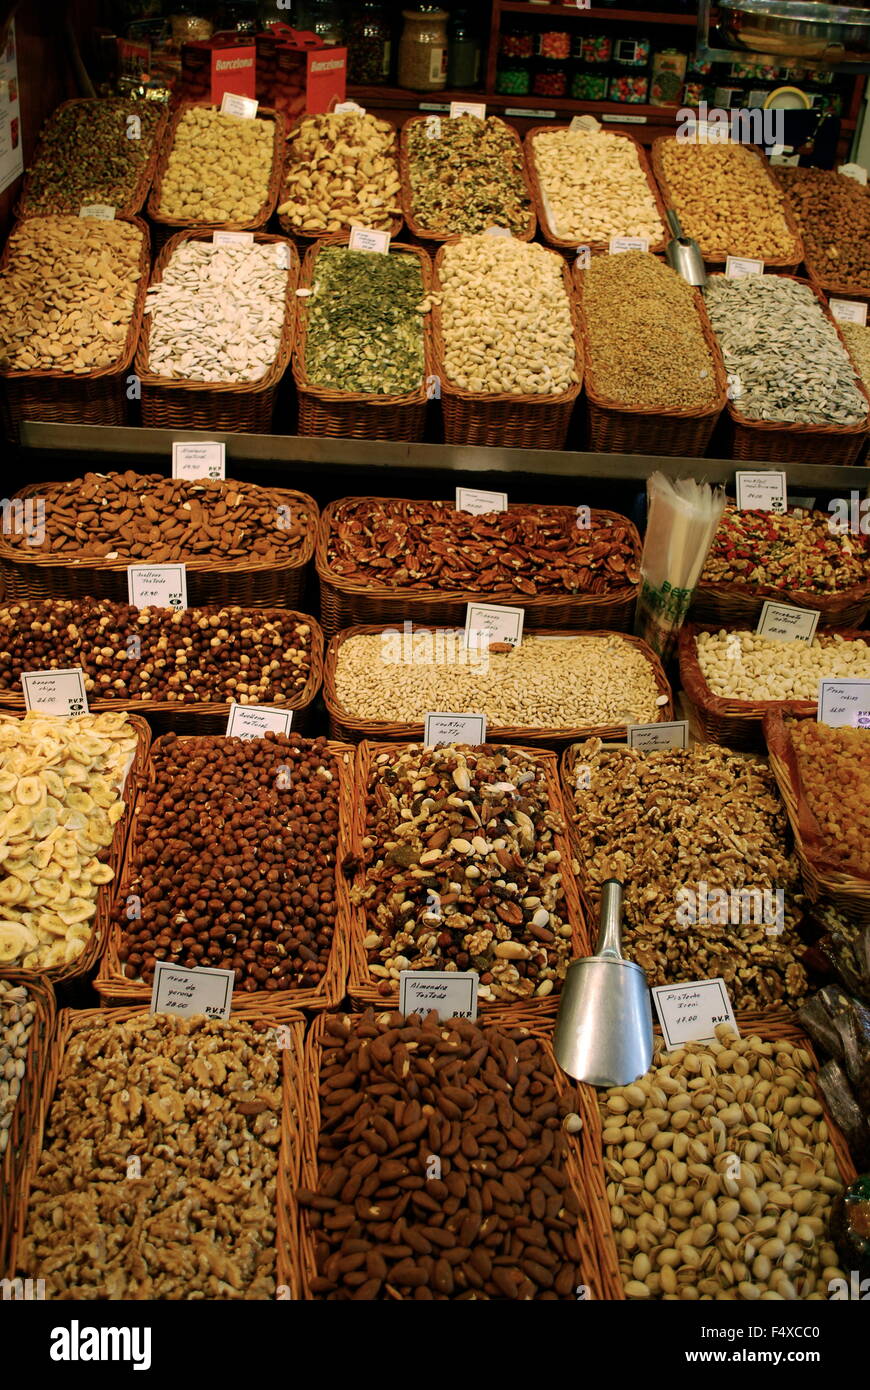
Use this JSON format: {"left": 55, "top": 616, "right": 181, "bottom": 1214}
{"left": 278, "top": 112, "right": 401, "bottom": 234}
{"left": 0, "top": 980, "right": 36, "bottom": 1158}
{"left": 156, "top": 107, "right": 275, "bottom": 223}
{"left": 303, "top": 247, "right": 425, "bottom": 394}
{"left": 531, "top": 127, "right": 664, "bottom": 245}
{"left": 439, "top": 236, "right": 576, "bottom": 396}
{"left": 21, "top": 99, "right": 163, "bottom": 214}
{"left": 406, "top": 115, "right": 532, "bottom": 236}
{"left": 0, "top": 217, "right": 144, "bottom": 374}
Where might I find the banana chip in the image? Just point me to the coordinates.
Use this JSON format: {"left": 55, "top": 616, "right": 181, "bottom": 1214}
{"left": 0, "top": 806, "right": 32, "bottom": 838}
{"left": 66, "top": 790, "right": 94, "bottom": 813}
{"left": 0, "top": 876, "right": 27, "bottom": 904}
{"left": 15, "top": 777, "right": 43, "bottom": 806}
{"left": 85, "top": 862, "right": 115, "bottom": 886}
{"left": 41, "top": 770, "right": 66, "bottom": 798}
{"left": 32, "top": 808, "right": 58, "bottom": 839}
{"left": 0, "top": 920, "right": 37, "bottom": 964}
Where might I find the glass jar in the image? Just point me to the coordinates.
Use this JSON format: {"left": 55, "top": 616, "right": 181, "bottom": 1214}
{"left": 496, "top": 61, "right": 531, "bottom": 96}
{"left": 348, "top": 1, "right": 392, "bottom": 85}
{"left": 448, "top": 9, "right": 480, "bottom": 89}
{"left": 295, "top": 0, "right": 344, "bottom": 47}
{"left": 537, "top": 29, "right": 571, "bottom": 61}
{"left": 500, "top": 25, "right": 533, "bottom": 61}
{"left": 532, "top": 58, "right": 568, "bottom": 98}
{"left": 398, "top": 8, "right": 449, "bottom": 92}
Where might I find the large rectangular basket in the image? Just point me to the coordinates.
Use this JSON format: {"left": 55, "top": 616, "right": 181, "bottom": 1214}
{"left": 0, "top": 480, "right": 318, "bottom": 611}
{"left": 7, "top": 1004, "right": 306, "bottom": 1295}
{"left": 323, "top": 623, "right": 673, "bottom": 749}
{"left": 316, "top": 498, "right": 641, "bottom": 640}
{"left": 287, "top": 1007, "right": 614, "bottom": 1300}
{"left": 95, "top": 732, "right": 355, "bottom": 1014}
{"left": 0, "top": 215, "right": 150, "bottom": 443}
{"left": 431, "top": 239, "right": 583, "bottom": 450}
{"left": 0, "top": 972, "right": 55, "bottom": 1281}
{"left": 346, "top": 739, "right": 589, "bottom": 1015}
{"left": 276, "top": 111, "right": 404, "bottom": 243}
{"left": 292, "top": 237, "right": 434, "bottom": 442}
{"left": 136, "top": 228, "right": 299, "bottom": 434}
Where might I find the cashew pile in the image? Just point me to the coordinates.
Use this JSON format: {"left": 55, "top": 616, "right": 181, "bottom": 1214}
{"left": 278, "top": 112, "right": 401, "bottom": 233}
{"left": 157, "top": 107, "right": 275, "bottom": 223}
{"left": 696, "top": 629, "right": 870, "bottom": 701}
{"left": 335, "top": 631, "right": 668, "bottom": 728}
{"left": 0, "top": 712, "right": 137, "bottom": 971}
{"left": 439, "top": 235, "right": 578, "bottom": 396}
{"left": 602, "top": 1026, "right": 846, "bottom": 1301}
{"left": 531, "top": 128, "right": 665, "bottom": 245}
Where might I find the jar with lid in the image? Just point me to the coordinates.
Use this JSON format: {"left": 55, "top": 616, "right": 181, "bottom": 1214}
{"left": 398, "top": 7, "right": 449, "bottom": 92}
{"left": 496, "top": 62, "right": 531, "bottom": 96}
{"left": 448, "top": 9, "right": 480, "bottom": 88}
{"left": 532, "top": 58, "right": 568, "bottom": 98}
{"left": 348, "top": 0, "right": 392, "bottom": 85}
{"left": 294, "top": 0, "right": 345, "bottom": 47}
{"left": 500, "top": 25, "right": 533, "bottom": 61}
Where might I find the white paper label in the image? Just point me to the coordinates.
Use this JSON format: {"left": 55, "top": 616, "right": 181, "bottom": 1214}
{"left": 348, "top": 225, "right": 391, "bottom": 254}
{"left": 817, "top": 678, "right": 870, "bottom": 728}
{"left": 483, "top": 226, "right": 512, "bottom": 238}
{"left": 225, "top": 704, "right": 294, "bottom": 739}
{"left": 601, "top": 114, "right": 647, "bottom": 124}
{"left": 769, "top": 151, "right": 800, "bottom": 167}
{"left": 220, "top": 92, "right": 258, "bottom": 119}
{"left": 756, "top": 601, "right": 820, "bottom": 644}
{"left": 172, "top": 441, "right": 226, "bottom": 480}
{"left": 334, "top": 101, "right": 365, "bottom": 114}
{"left": 652, "top": 979, "right": 739, "bottom": 1049}
{"left": 455, "top": 486, "right": 507, "bottom": 515}
{"left": 464, "top": 603, "right": 524, "bottom": 651}
{"left": 424, "top": 115, "right": 442, "bottom": 139}
{"left": 450, "top": 101, "right": 486, "bottom": 120}
{"left": 21, "top": 668, "right": 89, "bottom": 717}
{"left": 627, "top": 721, "right": 689, "bottom": 752}
{"left": 839, "top": 162, "right": 868, "bottom": 185}
{"left": 399, "top": 970, "right": 479, "bottom": 1022}
{"left": 212, "top": 230, "right": 254, "bottom": 246}
{"left": 79, "top": 204, "right": 116, "bottom": 220}
{"left": 725, "top": 255, "right": 765, "bottom": 278}
{"left": 505, "top": 108, "right": 557, "bottom": 119}
{"left": 424, "top": 712, "right": 487, "bottom": 747}
{"left": 830, "top": 298, "right": 868, "bottom": 326}
{"left": 735, "top": 470, "right": 788, "bottom": 513}
{"left": 127, "top": 564, "right": 188, "bottom": 610}
{"left": 570, "top": 114, "right": 601, "bottom": 134}
{"left": 150, "top": 961, "right": 234, "bottom": 1020}
{"left": 609, "top": 236, "right": 649, "bottom": 254}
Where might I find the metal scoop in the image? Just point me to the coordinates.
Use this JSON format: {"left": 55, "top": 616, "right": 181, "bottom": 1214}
{"left": 553, "top": 879, "right": 653, "bottom": 1087}
{"left": 664, "top": 208, "right": 707, "bottom": 290}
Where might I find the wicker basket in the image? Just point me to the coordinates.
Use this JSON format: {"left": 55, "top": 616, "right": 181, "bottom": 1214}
{"left": 431, "top": 239, "right": 583, "bottom": 449}
{"left": 16, "top": 98, "right": 167, "bottom": 220}
{"left": 0, "top": 215, "right": 150, "bottom": 443}
{"left": 277, "top": 112, "right": 403, "bottom": 243}
{"left": 323, "top": 623, "right": 673, "bottom": 749}
{"left": 136, "top": 228, "right": 299, "bottom": 433}
{"left": 0, "top": 973, "right": 55, "bottom": 1281}
{"left": 0, "top": 602, "right": 324, "bottom": 738}
{"left": 292, "top": 237, "right": 433, "bottom": 441}
{"left": 708, "top": 272, "right": 870, "bottom": 464}
{"left": 399, "top": 113, "right": 536, "bottom": 244}
{"left": 679, "top": 622, "right": 870, "bottom": 751}
{"left": 7, "top": 1003, "right": 306, "bottom": 1293}
{"left": 0, "top": 480, "right": 318, "bottom": 611}
{"left": 691, "top": 576, "right": 870, "bottom": 631}
{"left": 316, "top": 498, "right": 642, "bottom": 640}
{"left": 146, "top": 101, "right": 286, "bottom": 250}
{"left": 574, "top": 1016, "right": 858, "bottom": 1301}
{"left": 574, "top": 259, "right": 727, "bottom": 457}
{"left": 346, "top": 739, "right": 589, "bottom": 1014}
{"left": 96, "top": 732, "right": 355, "bottom": 1013}
{"left": 650, "top": 137, "right": 804, "bottom": 270}
{"left": 0, "top": 710, "right": 150, "bottom": 990}
{"left": 764, "top": 710, "right": 870, "bottom": 923}
{"left": 526, "top": 125, "right": 668, "bottom": 255}
{"left": 289, "top": 1006, "right": 614, "bottom": 1300}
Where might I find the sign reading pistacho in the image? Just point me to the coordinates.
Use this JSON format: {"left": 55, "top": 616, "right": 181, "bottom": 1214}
{"left": 652, "top": 978, "right": 738, "bottom": 1048}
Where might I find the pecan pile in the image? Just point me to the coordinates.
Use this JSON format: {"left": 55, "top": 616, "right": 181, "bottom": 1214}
{"left": 352, "top": 743, "right": 574, "bottom": 1003}
{"left": 19, "top": 1012, "right": 283, "bottom": 1298}
{"left": 326, "top": 499, "right": 638, "bottom": 597}
{"left": 566, "top": 739, "right": 808, "bottom": 1010}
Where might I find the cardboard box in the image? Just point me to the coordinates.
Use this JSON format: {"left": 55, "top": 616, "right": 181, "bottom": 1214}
{"left": 255, "top": 24, "right": 346, "bottom": 118}
{"left": 181, "top": 35, "right": 256, "bottom": 104}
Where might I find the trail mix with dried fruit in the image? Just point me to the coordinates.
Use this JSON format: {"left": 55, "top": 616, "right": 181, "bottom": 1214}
{"left": 700, "top": 505, "right": 870, "bottom": 596}
{"left": 406, "top": 115, "right": 532, "bottom": 236}
{"left": 602, "top": 1025, "right": 846, "bottom": 1301}
{"left": 351, "top": 743, "right": 575, "bottom": 1003}
{"left": 326, "top": 499, "right": 639, "bottom": 597}
{"left": 19, "top": 1012, "right": 284, "bottom": 1298}
{"left": 566, "top": 740, "right": 807, "bottom": 1010}
{"left": 297, "top": 1009, "right": 588, "bottom": 1299}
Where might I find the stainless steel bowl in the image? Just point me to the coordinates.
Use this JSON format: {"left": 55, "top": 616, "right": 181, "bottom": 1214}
{"left": 718, "top": 1, "right": 870, "bottom": 62}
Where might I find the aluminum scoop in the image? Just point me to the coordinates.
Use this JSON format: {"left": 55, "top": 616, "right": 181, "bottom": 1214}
{"left": 553, "top": 879, "right": 653, "bottom": 1087}
{"left": 664, "top": 208, "right": 707, "bottom": 290}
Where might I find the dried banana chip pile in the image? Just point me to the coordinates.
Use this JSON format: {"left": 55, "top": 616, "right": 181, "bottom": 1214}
{"left": 0, "top": 712, "right": 137, "bottom": 971}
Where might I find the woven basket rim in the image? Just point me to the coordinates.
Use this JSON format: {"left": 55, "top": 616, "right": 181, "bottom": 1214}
{"left": 0, "top": 971, "right": 56, "bottom": 1278}
{"left": 134, "top": 227, "right": 299, "bottom": 393}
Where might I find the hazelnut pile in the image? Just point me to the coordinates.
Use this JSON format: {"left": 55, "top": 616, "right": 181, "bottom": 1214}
{"left": 115, "top": 733, "right": 342, "bottom": 994}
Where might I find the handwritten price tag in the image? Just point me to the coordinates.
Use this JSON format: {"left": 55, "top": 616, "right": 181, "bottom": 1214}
{"left": 150, "top": 962, "right": 234, "bottom": 1020}
{"left": 627, "top": 721, "right": 689, "bottom": 752}
{"left": 399, "top": 970, "right": 479, "bottom": 1022}
{"left": 450, "top": 101, "right": 486, "bottom": 119}
{"left": 455, "top": 486, "right": 507, "bottom": 515}
{"left": 212, "top": 230, "right": 254, "bottom": 246}
{"left": 609, "top": 236, "right": 649, "bottom": 254}
{"left": 424, "top": 712, "right": 487, "bottom": 747}
{"left": 817, "top": 678, "right": 870, "bottom": 727}
{"left": 830, "top": 298, "right": 868, "bottom": 326}
{"left": 652, "top": 978, "right": 738, "bottom": 1049}
{"left": 348, "top": 225, "right": 391, "bottom": 254}
{"left": 463, "top": 603, "right": 524, "bottom": 651}
{"left": 21, "top": 668, "right": 89, "bottom": 717}
{"left": 725, "top": 256, "right": 765, "bottom": 278}
{"left": 220, "top": 92, "right": 258, "bottom": 119}
{"left": 172, "top": 441, "right": 226, "bottom": 480}
{"left": 735, "top": 470, "right": 788, "bottom": 513}
{"left": 225, "top": 705, "right": 294, "bottom": 740}
{"left": 756, "top": 601, "right": 819, "bottom": 644}
{"left": 127, "top": 564, "right": 188, "bottom": 611}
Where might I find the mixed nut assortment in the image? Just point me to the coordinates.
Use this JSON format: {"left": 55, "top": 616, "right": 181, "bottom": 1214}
{"left": 0, "top": 711, "right": 137, "bottom": 971}
{"left": 777, "top": 165, "right": 870, "bottom": 290}
{"left": 0, "top": 599, "right": 315, "bottom": 706}
{"left": 298, "top": 1009, "right": 587, "bottom": 1300}
{"left": 405, "top": 115, "right": 533, "bottom": 236}
{"left": 325, "top": 500, "right": 639, "bottom": 597}
{"left": 700, "top": 506, "right": 870, "bottom": 596}
{"left": 155, "top": 106, "right": 275, "bottom": 224}
{"left": 115, "top": 733, "right": 344, "bottom": 994}
{"left": 0, "top": 980, "right": 36, "bottom": 1157}
{"left": 789, "top": 721, "right": 870, "bottom": 879}
{"left": 530, "top": 127, "right": 664, "bottom": 246}
{"left": 657, "top": 140, "right": 800, "bottom": 262}
{"left": 278, "top": 112, "right": 401, "bottom": 234}
{"left": 352, "top": 742, "right": 575, "bottom": 1004}
{"left": 695, "top": 629, "right": 870, "bottom": 703}
{"left": 21, "top": 98, "right": 163, "bottom": 214}
{"left": 19, "top": 1012, "right": 284, "bottom": 1298}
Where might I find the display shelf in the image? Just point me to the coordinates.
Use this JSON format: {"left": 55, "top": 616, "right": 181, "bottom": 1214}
{"left": 498, "top": 3, "right": 697, "bottom": 23}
